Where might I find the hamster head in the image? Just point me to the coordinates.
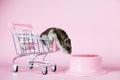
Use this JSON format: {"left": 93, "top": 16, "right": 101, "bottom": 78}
{"left": 62, "top": 38, "right": 72, "bottom": 54}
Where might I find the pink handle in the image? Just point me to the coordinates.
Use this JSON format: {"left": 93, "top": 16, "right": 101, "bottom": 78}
{"left": 8, "top": 22, "right": 32, "bottom": 29}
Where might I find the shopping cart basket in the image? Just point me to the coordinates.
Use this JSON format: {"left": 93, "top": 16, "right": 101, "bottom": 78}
{"left": 9, "top": 22, "right": 59, "bottom": 75}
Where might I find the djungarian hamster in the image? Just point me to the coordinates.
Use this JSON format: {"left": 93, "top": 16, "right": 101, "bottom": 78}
{"left": 40, "top": 27, "right": 72, "bottom": 54}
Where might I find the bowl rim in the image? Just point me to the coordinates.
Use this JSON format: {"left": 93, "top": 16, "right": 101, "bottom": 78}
{"left": 71, "top": 54, "right": 99, "bottom": 57}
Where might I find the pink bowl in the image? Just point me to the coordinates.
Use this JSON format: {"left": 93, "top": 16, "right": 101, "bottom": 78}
{"left": 66, "top": 54, "right": 106, "bottom": 76}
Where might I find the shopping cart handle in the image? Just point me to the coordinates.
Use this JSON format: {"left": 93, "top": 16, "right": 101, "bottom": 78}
{"left": 8, "top": 22, "right": 32, "bottom": 29}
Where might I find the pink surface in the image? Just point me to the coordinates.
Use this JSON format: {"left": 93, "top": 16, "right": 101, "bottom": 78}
{"left": 0, "top": 0, "right": 120, "bottom": 80}
{"left": 0, "top": 54, "right": 120, "bottom": 80}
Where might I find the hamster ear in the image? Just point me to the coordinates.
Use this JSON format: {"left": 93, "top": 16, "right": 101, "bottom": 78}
{"left": 64, "top": 38, "right": 70, "bottom": 43}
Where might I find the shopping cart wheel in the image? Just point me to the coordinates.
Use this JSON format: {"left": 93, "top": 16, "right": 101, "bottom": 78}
{"left": 13, "top": 64, "right": 18, "bottom": 72}
{"left": 51, "top": 64, "right": 57, "bottom": 72}
{"left": 28, "top": 61, "right": 33, "bottom": 69}
{"left": 42, "top": 66, "right": 48, "bottom": 75}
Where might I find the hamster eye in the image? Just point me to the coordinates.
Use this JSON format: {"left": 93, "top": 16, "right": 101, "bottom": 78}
{"left": 66, "top": 46, "right": 70, "bottom": 50}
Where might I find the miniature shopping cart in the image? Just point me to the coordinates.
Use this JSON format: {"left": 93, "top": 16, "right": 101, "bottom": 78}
{"left": 9, "top": 22, "right": 59, "bottom": 75}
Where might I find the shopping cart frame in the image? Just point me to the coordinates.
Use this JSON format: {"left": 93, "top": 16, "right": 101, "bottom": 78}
{"left": 9, "top": 22, "right": 58, "bottom": 75}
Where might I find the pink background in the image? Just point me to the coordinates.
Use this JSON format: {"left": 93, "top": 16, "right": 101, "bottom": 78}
{"left": 0, "top": 0, "right": 120, "bottom": 80}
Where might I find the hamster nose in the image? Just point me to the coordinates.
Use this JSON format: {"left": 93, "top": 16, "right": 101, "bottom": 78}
{"left": 66, "top": 47, "right": 71, "bottom": 54}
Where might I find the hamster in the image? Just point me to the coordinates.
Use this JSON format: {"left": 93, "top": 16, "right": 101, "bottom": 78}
{"left": 40, "top": 27, "right": 72, "bottom": 54}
